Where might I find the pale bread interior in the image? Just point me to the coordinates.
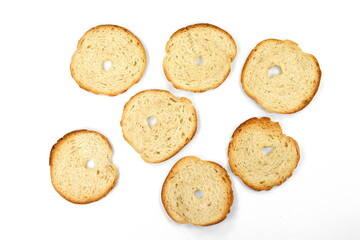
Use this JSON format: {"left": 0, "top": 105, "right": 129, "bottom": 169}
{"left": 70, "top": 25, "right": 146, "bottom": 96}
{"left": 162, "top": 156, "right": 233, "bottom": 226}
{"left": 229, "top": 117, "right": 299, "bottom": 191}
{"left": 242, "top": 39, "right": 321, "bottom": 113}
{"left": 50, "top": 130, "right": 118, "bottom": 204}
{"left": 121, "top": 90, "right": 197, "bottom": 163}
{"left": 163, "top": 24, "right": 236, "bottom": 92}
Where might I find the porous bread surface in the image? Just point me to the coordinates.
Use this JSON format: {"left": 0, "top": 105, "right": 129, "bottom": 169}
{"left": 241, "top": 39, "right": 321, "bottom": 113}
{"left": 163, "top": 24, "right": 237, "bottom": 92}
{"left": 161, "top": 156, "right": 233, "bottom": 226}
{"left": 121, "top": 90, "right": 197, "bottom": 163}
{"left": 50, "top": 130, "right": 118, "bottom": 204}
{"left": 228, "top": 117, "right": 300, "bottom": 191}
{"left": 70, "top": 25, "right": 146, "bottom": 96}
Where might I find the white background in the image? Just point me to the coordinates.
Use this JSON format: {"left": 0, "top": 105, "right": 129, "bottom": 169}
{"left": 1, "top": 0, "right": 360, "bottom": 239}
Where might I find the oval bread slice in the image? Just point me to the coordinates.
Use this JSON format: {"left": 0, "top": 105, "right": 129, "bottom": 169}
{"left": 228, "top": 117, "right": 300, "bottom": 191}
{"left": 241, "top": 39, "right": 321, "bottom": 113}
{"left": 163, "top": 23, "right": 237, "bottom": 92}
{"left": 70, "top": 25, "right": 146, "bottom": 96}
{"left": 161, "top": 156, "right": 233, "bottom": 226}
{"left": 50, "top": 130, "right": 118, "bottom": 204}
{"left": 121, "top": 90, "right": 197, "bottom": 163}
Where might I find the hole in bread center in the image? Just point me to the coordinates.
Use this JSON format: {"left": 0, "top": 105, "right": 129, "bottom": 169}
{"left": 86, "top": 159, "right": 95, "bottom": 169}
{"left": 147, "top": 116, "right": 157, "bottom": 129}
{"left": 194, "top": 189, "right": 204, "bottom": 199}
{"left": 102, "top": 60, "right": 112, "bottom": 71}
{"left": 268, "top": 65, "right": 282, "bottom": 79}
{"left": 195, "top": 56, "right": 204, "bottom": 66}
{"left": 261, "top": 146, "right": 276, "bottom": 156}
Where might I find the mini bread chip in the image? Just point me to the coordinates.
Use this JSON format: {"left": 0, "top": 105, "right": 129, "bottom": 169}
{"left": 50, "top": 130, "right": 118, "bottom": 204}
{"left": 163, "top": 23, "right": 237, "bottom": 92}
{"left": 241, "top": 39, "right": 321, "bottom": 113}
{"left": 161, "top": 156, "right": 233, "bottom": 226}
{"left": 228, "top": 117, "right": 300, "bottom": 191}
{"left": 70, "top": 25, "right": 146, "bottom": 96}
{"left": 121, "top": 90, "right": 197, "bottom": 163}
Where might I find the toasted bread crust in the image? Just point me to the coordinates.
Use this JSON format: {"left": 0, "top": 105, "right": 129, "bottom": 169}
{"left": 163, "top": 65, "right": 233, "bottom": 93}
{"left": 50, "top": 130, "right": 118, "bottom": 204}
{"left": 241, "top": 39, "right": 321, "bottom": 114}
{"left": 70, "top": 25, "right": 146, "bottom": 96}
{"left": 228, "top": 117, "right": 300, "bottom": 191}
{"left": 161, "top": 156, "right": 233, "bottom": 226}
{"left": 163, "top": 23, "right": 237, "bottom": 92}
{"left": 121, "top": 89, "right": 197, "bottom": 163}
{"left": 165, "top": 23, "right": 237, "bottom": 60}
{"left": 49, "top": 130, "right": 112, "bottom": 166}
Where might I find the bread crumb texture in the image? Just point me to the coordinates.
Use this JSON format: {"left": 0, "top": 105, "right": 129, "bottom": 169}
{"left": 162, "top": 156, "right": 233, "bottom": 226}
{"left": 163, "top": 23, "right": 237, "bottom": 92}
{"left": 228, "top": 117, "right": 300, "bottom": 191}
{"left": 242, "top": 39, "right": 321, "bottom": 113}
{"left": 121, "top": 90, "right": 197, "bottom": 163}
{"left": 50, "top": 130, "right": 118, "bottom": 204}
{"left": 70, "top": 25, "right": 146, "bottom": 96}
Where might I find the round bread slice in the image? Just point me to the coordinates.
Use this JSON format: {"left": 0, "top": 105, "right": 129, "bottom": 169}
{"left": 161, "top": 156, "right": 233, "bottom": 226}
{"left": 241, "top": 39, "right": 321, "bottom": 113}
{"left": 50, "top": 130, "right": 118, "bottom": 204}
{"left": 228, "top": 117, "right": 300, "bottom": 191}
{"left": 163, "top": 23, "right": 237, "bottom": 92}
{"left": 121, "top": 90, "right": 197, "bottom": 163}
{"left": 70, "top": 25, "right": 146, "bottom": 96}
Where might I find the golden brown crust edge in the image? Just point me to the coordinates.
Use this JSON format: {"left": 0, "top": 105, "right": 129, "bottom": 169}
{"left": 165, "top": 23, "right": 237, "bottom": 60}
{"left": 163, "top": 64, "right": 233, "bottom": 93}
{"left": 120, "top": 89, "right": 198, "bottom": 163}
{"left": 70, "top": 25, "right": 147, "bottom": 96}
{"left": 241, "top": 39, "right": 321, "bottom": 114}
{"left": 161, "top": 156, "right": 233, "bottom": 226}
{"left": 51, "top": 174, "right": 117, "bottom": 205}
{"left": 49, "top": 129, "right": 112, "bottom": 166}
{"left": 163, "top": 23, "right": 237, "bottom": 93}
{"left": 228, "top": 117, "right": 300, "bottom": 191}
{"left": 50, "top": 130, "right": 118, "bottom": 204}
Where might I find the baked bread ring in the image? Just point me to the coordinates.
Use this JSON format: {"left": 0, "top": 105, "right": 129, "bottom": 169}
{"left": 70, "top": 25, "right": 146, "bottom": 96}
{"left": 241, "top": 39, "right": 321, "bottom": 113}
{"left": 161, "top": 156, "right": 233, "bottom": 226}
{"left": 228, "top": 117, "right": 300, "bottom": 191}
{"left": 121, "top": 90, "right": 197, "bottom": 163}
{"left": 50, "top": 130, "right": 118, "bottom": 204}
{"left": 163, "top": 23, "right": 237, "bottom": 92}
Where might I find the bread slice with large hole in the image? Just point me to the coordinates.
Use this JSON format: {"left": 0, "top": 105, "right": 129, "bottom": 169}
{"left": 50, "top": 130, "right": 118, "bottom": 204}
{"left": 241, "top": 39, "right": 321, "bottom": 113}
{"left": 228, "top": 117, "right": 300, "bottom": 191}
{"left": 162, "top": 156, "right": 233, "bottom": 226}
{"left": 121, "top": 90, "right": 197, "bottom": 163}
{"left": 163, "top": 23, "right": 237, "bottom": 92}
{"left": 70, "top": 25, "right": 146, "bottom": 96}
